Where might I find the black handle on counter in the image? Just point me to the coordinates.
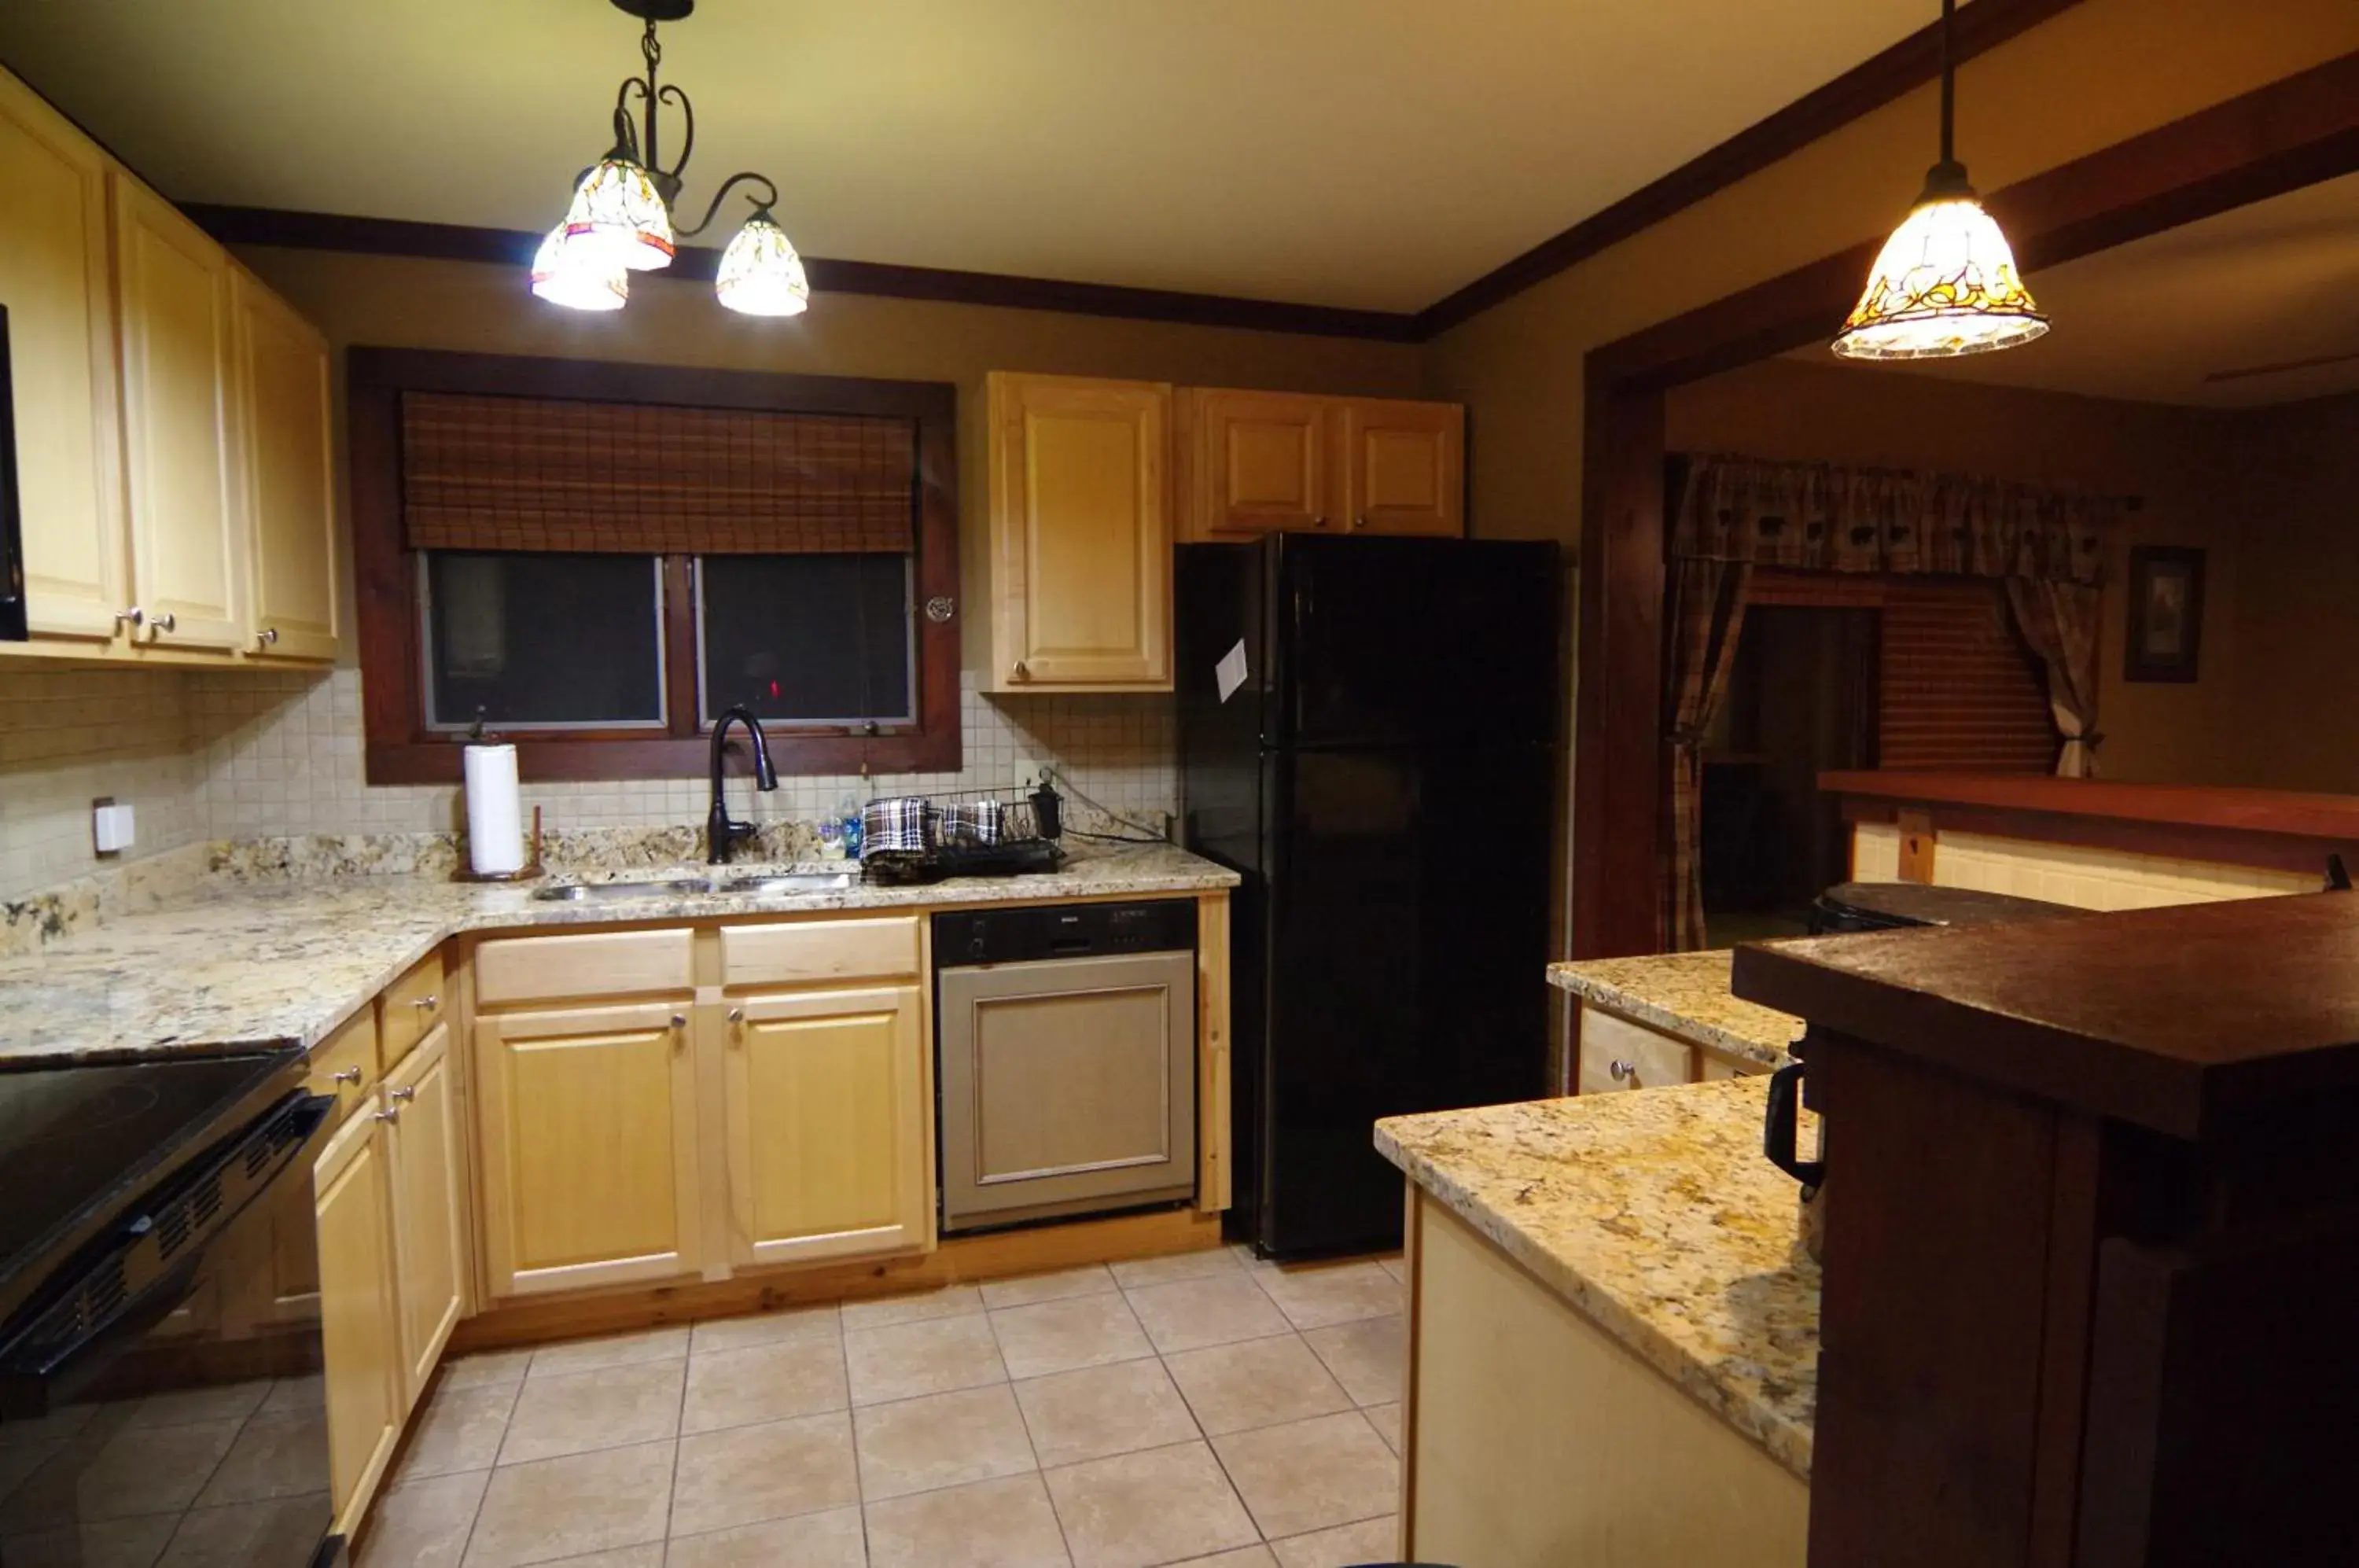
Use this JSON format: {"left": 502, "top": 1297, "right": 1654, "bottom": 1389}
{"left": 1762, "top": 1062, "right": 1825, "bottom": 1190}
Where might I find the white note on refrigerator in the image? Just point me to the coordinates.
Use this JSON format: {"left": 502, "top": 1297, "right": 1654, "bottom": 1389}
{"left": 1215, "top": 640, "right": 1249, "bottom": 704}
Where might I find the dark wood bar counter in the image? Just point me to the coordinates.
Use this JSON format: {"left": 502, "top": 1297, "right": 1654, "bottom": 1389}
{"left": 1734, "top": 893, "right": 2359, "bottom": 1567}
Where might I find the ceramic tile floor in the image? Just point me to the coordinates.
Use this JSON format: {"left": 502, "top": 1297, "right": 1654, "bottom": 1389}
{"left": 357, "top": 1246, "right": 1411, "bottom": 1568}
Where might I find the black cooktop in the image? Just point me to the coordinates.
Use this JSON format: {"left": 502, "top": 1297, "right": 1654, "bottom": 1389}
{"left": 0, "top": 1052, "right": 295, "bottom": 1328}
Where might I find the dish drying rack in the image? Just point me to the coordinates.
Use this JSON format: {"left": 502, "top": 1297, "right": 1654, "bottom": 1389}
{"left": 859, "top": 779, "right": 1067, "bottom": 885}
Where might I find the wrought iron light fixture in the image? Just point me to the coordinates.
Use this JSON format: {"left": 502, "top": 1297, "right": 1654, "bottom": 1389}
{"left": 533, "top": 0, "right": 810, "bottom": 317}
{"left": 1831, "top": 0, "right": 2047, "bottom": 360}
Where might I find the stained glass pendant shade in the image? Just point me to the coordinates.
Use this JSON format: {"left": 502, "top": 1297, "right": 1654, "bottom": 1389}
{"left": 530, "top": 222, "right": 627, "bottom": 311}
{"left": 714, "top": 214, "right": 811, "bottom": 317}
{"left": 1832, "top": 0, "right": 2048, "bottom": 361}
{"left": 564, "top": 155, "right": 675, "bottom": 271}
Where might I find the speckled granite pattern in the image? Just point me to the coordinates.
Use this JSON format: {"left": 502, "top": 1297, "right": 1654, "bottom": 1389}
{"left": 1549, "top": 952, "right": 1805, "bottom": 1068}
{"left": 0, "top": 844, "right": 1235, "bottom": 1068}
{"left": 1378, "top": 1080, "right": 1819, "bottom": 1479}
{"left": 0, "top": 844, "right": 215, "bottom": 960}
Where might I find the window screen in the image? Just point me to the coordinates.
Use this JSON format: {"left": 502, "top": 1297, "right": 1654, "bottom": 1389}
{"left": 424, "top": 551, "right": 664, "bottom": 729}
{"left": 697, "top": 554, "right": 913, "bottom": 725}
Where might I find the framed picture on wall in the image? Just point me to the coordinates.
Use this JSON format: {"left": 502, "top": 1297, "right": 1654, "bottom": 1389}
{"left": 2124, "top": 546, "right": 2205, "bottom": 683}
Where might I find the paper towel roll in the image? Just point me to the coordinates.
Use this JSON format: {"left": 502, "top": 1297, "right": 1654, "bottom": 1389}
{"left": 464, "top": 744, "right": 526, "bottom": 875}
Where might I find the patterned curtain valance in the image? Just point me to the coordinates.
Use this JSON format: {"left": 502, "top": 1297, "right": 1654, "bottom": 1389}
{"left": 1670, "top": 453, "right": 2119, "bottom": 586}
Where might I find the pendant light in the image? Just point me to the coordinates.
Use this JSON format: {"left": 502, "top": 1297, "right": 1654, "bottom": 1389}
{"left": 534, "top": 0, "right": 810, "bottom": 318}
{"left": 1832, "top": 0, "right": 2048, "bottom": 360}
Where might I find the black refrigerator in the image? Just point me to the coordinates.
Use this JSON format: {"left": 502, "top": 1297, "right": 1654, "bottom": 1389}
{"left": 1176, "top": 533, "right": 1561, "bottom": 1257}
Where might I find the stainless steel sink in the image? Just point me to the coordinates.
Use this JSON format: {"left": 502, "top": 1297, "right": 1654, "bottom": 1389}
{"left": 532, "top": 877, "right": 716, "bottom": 901}
{"left": 716, "top": 871, "right": 856, "bottom": 896}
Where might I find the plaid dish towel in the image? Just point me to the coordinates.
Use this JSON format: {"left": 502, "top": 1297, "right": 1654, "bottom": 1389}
{"left": 860, "top": 797, "right": 934, "bottom": 856}
{"left": 938, "top": 801, "right": 1003, "bottom": 847}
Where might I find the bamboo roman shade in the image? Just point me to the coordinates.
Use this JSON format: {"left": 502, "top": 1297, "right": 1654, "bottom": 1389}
{"left": 399, "top": 391, "right": 916, "bottom": 555}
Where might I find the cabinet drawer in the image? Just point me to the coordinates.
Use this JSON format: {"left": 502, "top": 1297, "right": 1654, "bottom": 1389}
{"left": 307, "top": 1007, "right": 380, "bottom": 1124}
{"left": 476, "top": 928, "right": 696, "bottom": 1007}
{"left": 720, "top": 917, "right": 921, "bottom": 989}
{"left": 378, "top": 950, "right": 446, "bottom": 1066}
{"left": 1577, "top": 1007, "right": 1696, "bottom": 1095}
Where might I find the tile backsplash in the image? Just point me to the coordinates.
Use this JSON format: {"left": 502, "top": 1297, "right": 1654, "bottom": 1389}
{"left": 1, "top": 664, "right": 1178, "bottom": 901}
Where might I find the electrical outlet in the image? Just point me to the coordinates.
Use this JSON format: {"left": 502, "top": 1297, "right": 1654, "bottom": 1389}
{"left": 92, "top": 798, "right": 136, "bottom": 856}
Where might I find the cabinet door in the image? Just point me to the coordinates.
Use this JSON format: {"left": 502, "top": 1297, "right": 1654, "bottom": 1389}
{"left": 1338, "top": 399, "right": 1463, "bottom": 537}
{"left": 1184, "top": 389, "right": 1332, "bottom": 541}
{"left": 724, "top": 985, "right": 930, "bottom": 1269}
{"left": 988, "top": 372, "right": 1172, "bottom": 690}
{"left": 315, "top": 1107, "right": 401, "bottom": 1535}
{"left": 113, "top": 175, "right": 245, "bottom": 652}
{"left": 0, "top": 71, "right": 124, "bottom": 641}
{"left": 475, "top": 1000, "right": 703, "bottom": 1297}
{"left": 234, "top": 270, "right": 340, "bottom": 661}
{"left": 385, "top": 1021, "right": 465, "bottom": 1404}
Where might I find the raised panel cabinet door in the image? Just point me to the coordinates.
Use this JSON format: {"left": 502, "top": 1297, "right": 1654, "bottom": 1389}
{"left": 0, "top": 71, "right": 125, "bottom": 640}
{"left": 315, "top": 1107, "right": 401, "bottom": 1535}
{"left": 723, "top": 985, "right": 929, "bottom": 1268}
{"left": 234, "top": 271, "right": 340, "bottom": 661}
{"left": 113, "top": 175, "right": 246, "bottom": 652}
{"left": 1339, "top": 399, "right": 1463, "bottom": 537}
{"left": 385, "top": 1021, "right": 464, "bottom": 1405}
{"left": 1186, "top": 389, "right": 1331, "bottom": 540}
{"left": 474, "top": 1001, "right": 703, "bottom": 1297}
{"left": 988, "top": 372, "right": 1172, "bottom": 690}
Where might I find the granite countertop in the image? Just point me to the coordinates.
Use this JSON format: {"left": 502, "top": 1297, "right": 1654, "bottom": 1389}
{"left": 1377, "top": 1078, "right": 1819, "bottom": 1479}
{"left": 0, "top": 845, "right": 1236, "bottom": 1068}
{"left": 1549, "top": 951, "right": 1805, "bottom": 1069}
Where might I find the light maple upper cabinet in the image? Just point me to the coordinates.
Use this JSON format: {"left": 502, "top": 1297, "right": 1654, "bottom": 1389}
{"left": 1177, "top": 389, "right": 1465, "bottom": 542}
{"left": 723, "top": 985, "right": 931, "bottom": 1270}
{"left": 0, "top": 71, "right": 126, "bottom": 641}
{"left": 315, "top": 1106, "right": 402, "bottom": 1537}
{"left": 473, "top": 999, "right": 705, "bottom": 1298}
{"left": 233, "top": 271, "right": 340, "bottom": 661}
{"left": 384, "top": 1021, "right": 466, "bottom": 1403}
{"left": 1339, "top": 398, "right": 1464, "bottom": 537}
{"left": 987, "top": 371, "right": 1173, "bottom": 692}
{"left": 113, "top": 174, "right": 247, "bottom": 653}
{"left": 1182, "top": 389, "right": 1332, "bottom": 539}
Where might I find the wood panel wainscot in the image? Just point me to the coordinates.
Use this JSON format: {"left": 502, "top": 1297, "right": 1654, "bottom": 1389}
{"left": 1826, "top": 771, "right": 2355, "bottom": 911}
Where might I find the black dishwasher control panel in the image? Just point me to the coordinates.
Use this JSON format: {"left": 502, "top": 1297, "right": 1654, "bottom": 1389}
{"left": 933, "top": 899, "right": 1198, "bottom": 967}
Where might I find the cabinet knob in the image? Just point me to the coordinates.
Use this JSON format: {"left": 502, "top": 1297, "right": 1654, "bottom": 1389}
{"left": 1351, "top": 515, "right": 1369, "bottom": 531}
{"left": 149, "top": 612, "right": 177, "bottom": 637}
{"left": 331, "top": 1066, "right": 363, "bottom": 1086}
{"left": 1010, "top": 661, "right": 1031, "bottom": 683}
{"left": 116, "top": 606, "right": 144, "bottom": 630}
{"left": 1609, "top": 1058, "right": 1637, "bottom": 1083}
{"left": 672, "top": 1013, "right": 689, "bottom": 1029}
{"left": 257, "top": 627, "right": 280, "bottom": 646}
{"left": 727, "top": 1007, "right": 745, "bottom": 1024}
{"left": 1311, "top": 515, "right": 1329, "bottom": 528}
{"left": 413, "top": 995, "right": 440, "bottom": 1010}
{"left": 373, "top": 1106, "right": 401, "bottom": 1124}
{"left": 388, "top": 1085, "right": 416, "bottom": 1103}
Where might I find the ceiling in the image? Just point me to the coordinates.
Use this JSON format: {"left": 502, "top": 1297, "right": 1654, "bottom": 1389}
{"left": 0, "top": 0, "right": 1943, "bottom": 313}
{"left": 1846, "top": 171, "right": 2359, "bottom": 407}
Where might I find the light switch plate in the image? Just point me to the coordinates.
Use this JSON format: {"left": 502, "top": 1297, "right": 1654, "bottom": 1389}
{"left": 92, "top": 800, "right": 135, "bottom": 855}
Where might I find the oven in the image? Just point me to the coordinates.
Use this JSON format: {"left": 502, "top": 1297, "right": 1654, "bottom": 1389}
{"left": 0, "top": 1053, "right": 340, "bottom": 1567}
{"left": 934, "top": 900, "right": 1198, "bottom": 1232}
{"left": 2, "top": 304, "right": 28, "bottom": 642}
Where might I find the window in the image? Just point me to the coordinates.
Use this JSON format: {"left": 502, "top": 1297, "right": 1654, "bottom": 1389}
{"left": 351, "top": 350, "right": 958, "bottom": 783}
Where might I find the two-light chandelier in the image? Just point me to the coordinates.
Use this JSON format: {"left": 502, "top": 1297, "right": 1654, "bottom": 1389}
{"left": 532, "top": 0, "right": 809, "bottom": 316}
{"left": 1832, "top": 0, "right": 2048, "bottom": 359}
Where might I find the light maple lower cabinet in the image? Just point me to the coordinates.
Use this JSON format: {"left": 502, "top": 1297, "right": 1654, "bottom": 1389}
{"left": 986, "top": 370, "right": 1173, "bottom": 692}
{"left": 723, "top": 985, "right": 931, "bottom": 1269}
{"left": 315, "top": 1105, "right": 402, "bottom": 1537}
{"left": 385, "top": 1021, "right": 466, "bottom": 1401}
{"left": 473, "top": 999, "right": 705, "bottom": 1298}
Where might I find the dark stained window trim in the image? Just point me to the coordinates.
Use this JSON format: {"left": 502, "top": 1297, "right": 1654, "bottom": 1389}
{"left": 348, "top": 348, "right": 959, "bottom": 785}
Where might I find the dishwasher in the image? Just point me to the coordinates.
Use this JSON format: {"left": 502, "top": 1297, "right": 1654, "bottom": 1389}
{"left": 933, "top": 900, "right": 1198, "bottom": 1232}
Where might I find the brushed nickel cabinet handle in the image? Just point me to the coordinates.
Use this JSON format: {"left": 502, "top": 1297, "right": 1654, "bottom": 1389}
{"left": 1609, "top": 1058, "right": 1636, "bottom": 1083}
{"left": 672, "top": 1014, "right": 689, "bottom": 1029}
{"left": 1010, "top": 661, "right": 1031, "bottom": 683}
{"left": 727, "top": 1007, "right": 745, "bottom": 1023}
{"left": 373, "top": 1106, "right": 400, "bottom": 1124}
{"left": 1311, "top": 515, "right": 1327, "bottom": 528}
{"left": 412, "top": 995, "right": 440, "bottom": 1010}
{"left": 331, "top": 1066, "right": 362, "bottom": 1086}
{"left": 257, "top": 627, "right": 280, "bottom": 646}
{"left": 1351, "top": 515, "right": 1369, "bottom": 530}
{"left": 116, "top": 607, "right": 144, "bottom": 629}
{"left": 150, "top": 612, "right": 177, "bottom": 635}
{"left": 388, "top": 1086, "right": 416, "bottom": 1103}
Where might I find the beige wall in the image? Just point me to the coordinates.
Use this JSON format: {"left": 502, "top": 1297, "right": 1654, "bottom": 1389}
{"left": 2224, "top": 392, "right": 2359, "bottom": 793}
{"left": 1427, "top": 0, "right": 2359, "bottom": 547}
{"left": 231, "top": 246, "right": 1425, "bottom": 674}
{"left": 1665, "top": 359, "right": 2247, "bottom": 785}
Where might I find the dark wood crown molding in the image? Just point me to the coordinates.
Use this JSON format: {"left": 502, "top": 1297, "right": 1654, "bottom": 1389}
{"left": 1411, "top": 0, "right": 2090, "bottom": 338}
{"left": 184, "top": 204, "right": 1424, "bottom": 344}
